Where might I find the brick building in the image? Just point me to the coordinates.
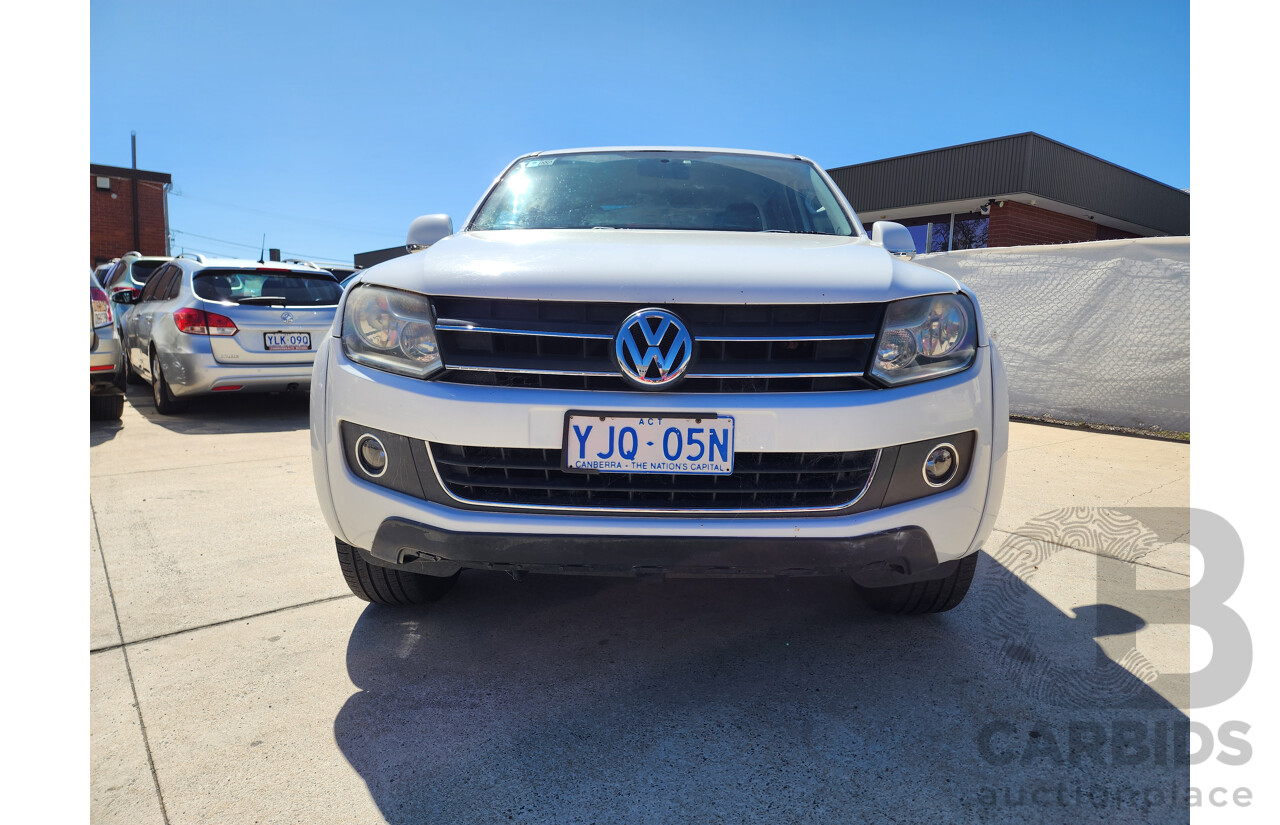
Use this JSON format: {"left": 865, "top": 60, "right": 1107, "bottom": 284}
{"left": 90, "top": 163, "right": 172, "bottom": 267}
{"left": 826, "top": 133, "right": 1189, "bottom": 253}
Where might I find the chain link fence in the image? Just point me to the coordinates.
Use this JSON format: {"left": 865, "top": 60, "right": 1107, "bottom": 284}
{"left": 920, "top": 237, "right": 1190, "bottom": 433}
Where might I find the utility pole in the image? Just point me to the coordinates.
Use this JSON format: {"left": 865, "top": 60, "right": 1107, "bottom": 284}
{"left": 131, "top": 131, "right": 141, "bottom": 252}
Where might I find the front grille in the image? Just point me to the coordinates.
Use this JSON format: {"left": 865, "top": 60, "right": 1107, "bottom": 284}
{"left": 432, "top": 298, "right": 883, "bottom": 392}
{"left": 429, "top": 443, "right": 879, "bottom": 511}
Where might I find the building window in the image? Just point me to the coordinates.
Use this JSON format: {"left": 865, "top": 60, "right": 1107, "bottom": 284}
{"left": 949, "top": 212, "right": 988, "bottom": 250}
{"left": 929, "top": 221, "right": 950, "bottom": 253}
{"left": 880, "top": 212, "right": 989, "bottom": 253}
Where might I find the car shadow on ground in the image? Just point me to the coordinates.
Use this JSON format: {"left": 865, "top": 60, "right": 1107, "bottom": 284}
{"left": 333, "top": 553, "right": 1191, "bottom": 825}
{"left": 89, "top": 416, "right": 124, "bottom": 446}
{"left": 122, "top": 384, "right": 309, "bottom": 434}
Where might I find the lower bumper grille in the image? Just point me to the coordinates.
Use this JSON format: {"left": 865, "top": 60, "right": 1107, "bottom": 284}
{"left": 428, "top": 443, "right": 879, "bottom": 512}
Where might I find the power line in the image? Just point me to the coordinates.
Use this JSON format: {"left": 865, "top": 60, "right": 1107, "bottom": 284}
{"left": 172, "top": 229, "right": 260, "bottom": 250}
{"left": 169, "top": 189, "right": 401, "bottom": 241}
{"left": 279, "top": 251, "right": 355, "bottom": 265}
{"left": 171, "top": 230, "right": 354, "bottom": 264}
{"left": 173, "top": 244, "right": 247, "bottom": 260}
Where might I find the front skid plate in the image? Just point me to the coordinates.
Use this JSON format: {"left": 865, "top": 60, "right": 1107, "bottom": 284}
{"left": 366, "top": 517, "right": 956, "bottom": 585}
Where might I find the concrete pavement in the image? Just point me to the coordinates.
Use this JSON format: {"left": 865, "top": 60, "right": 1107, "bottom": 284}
{"left": 91, "top": 385, "right": 1191, "bottom": 824}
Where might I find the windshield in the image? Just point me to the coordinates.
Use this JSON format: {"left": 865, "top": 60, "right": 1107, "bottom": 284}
{"left": 193, "top": 269, "right": 342, "bottom": 306}
{"left": 469, "top": 151, "right": 856, "bottom": 236}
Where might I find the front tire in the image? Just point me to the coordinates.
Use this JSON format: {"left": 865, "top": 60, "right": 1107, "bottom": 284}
{"left": 150, "top": 351, "right": 182, "bottom": 415}
{"left": 336, "top": 538, "right": 459, "bottom": 606}
{"left": 855, "top": 551, "right": 979, "bottom": 614}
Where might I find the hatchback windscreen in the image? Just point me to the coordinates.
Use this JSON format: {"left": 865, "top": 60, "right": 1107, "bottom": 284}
{"left": 469, "top": 151, "right": 856, "bottom": 235}
{"left": 193, "top": 269, "right": 342, "bottom": 306}
{"left": 130, "top": 260, "right": 167, "bottom": 284}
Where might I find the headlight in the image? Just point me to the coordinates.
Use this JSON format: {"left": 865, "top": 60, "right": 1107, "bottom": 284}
{"left": 871, "top": 293, "right": 977, "bottom": 386}
{"left": 342, "top": 285, "right": 443, "bottom": 379}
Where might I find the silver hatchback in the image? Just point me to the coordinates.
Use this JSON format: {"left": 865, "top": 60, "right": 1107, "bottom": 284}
{"left": 113, "top": 257, "right": 342, "bottom": 413}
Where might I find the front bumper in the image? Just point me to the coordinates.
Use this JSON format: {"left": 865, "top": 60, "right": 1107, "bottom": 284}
{"left": 311, "top": 334, "right": 1008, "bottom": 577}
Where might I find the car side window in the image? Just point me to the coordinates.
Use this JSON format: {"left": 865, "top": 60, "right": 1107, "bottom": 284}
{"left": 137, "top": 266, "right": 168, "bottom": 302}
{"left": 141, "top": 265, "right": 178, "bottom": 302}
{"left": 103, "top": 262, "right": 125, "bottom": 288}
{"left": 164, "top": 268, "right": 185, "bottom": 300}
{"left": 155, "top": 267, "right": 178, "bottom": 301}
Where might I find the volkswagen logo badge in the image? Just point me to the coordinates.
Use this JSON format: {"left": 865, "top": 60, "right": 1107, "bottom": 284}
{"left": 614, "top": 308, "right": 693, "bottom": 388}
{"left": 281, "top": 312, "right": 295, "bottom": 323}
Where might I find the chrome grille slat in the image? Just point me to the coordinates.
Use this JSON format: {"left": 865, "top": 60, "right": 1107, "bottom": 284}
{"left": 444, "top": 364, "right": 617, "bottom": 377}
{"left": 685, "top": 371, "right": 866, "bottom": 379}
{"left": 435, "top": 320, "right": 615, "bottom": 340}
{"left": 696, "top": 334, "right": 874, "bottom": 342}
{"left": 438, "top": 321, "right": 871, "bottom": 344}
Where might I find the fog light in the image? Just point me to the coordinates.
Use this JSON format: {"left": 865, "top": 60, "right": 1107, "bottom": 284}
{"left": 923, "top": 443, "right": 958, "bottom": 487}
{"left": 355, "top": 433, "right": 388, "bottom": 477}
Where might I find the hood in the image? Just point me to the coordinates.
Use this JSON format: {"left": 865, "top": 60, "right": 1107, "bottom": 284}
{"left": 363, "top": 229, "right": 959, "bottom": 304}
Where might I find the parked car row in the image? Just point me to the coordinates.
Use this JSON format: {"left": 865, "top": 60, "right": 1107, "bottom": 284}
{"left": 107, "top": 255, "right": 343, "bottom": 414}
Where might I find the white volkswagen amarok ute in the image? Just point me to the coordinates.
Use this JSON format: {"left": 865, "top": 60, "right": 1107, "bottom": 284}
{"left": 310, "top": 147, "right": 1008, "bottom": 614}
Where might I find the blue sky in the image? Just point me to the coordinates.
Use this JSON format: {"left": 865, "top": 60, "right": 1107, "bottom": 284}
{"left": 90, "top": 0, "right": 1189, "bottom": 264}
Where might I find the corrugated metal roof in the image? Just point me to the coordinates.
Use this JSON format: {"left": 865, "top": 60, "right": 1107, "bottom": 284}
{"left": 826, "top": 133, "right": 1189, "bottom": 235}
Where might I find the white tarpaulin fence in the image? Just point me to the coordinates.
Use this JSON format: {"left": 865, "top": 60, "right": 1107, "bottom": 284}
{"left": 919, "top": 237, "right": 1190, "bottom": 432}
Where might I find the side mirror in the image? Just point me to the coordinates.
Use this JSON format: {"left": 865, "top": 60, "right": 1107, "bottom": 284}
{"left": 406, "top": 214, "right": 453, "bottom": 250}
{"left": 871, "top": 221, "right": 917, "bottom": 260}
{"left": 110, "top": 289, "right": 137, "bottom": 305}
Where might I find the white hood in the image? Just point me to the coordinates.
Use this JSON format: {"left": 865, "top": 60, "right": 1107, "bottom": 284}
{"left": 362, "top": 229, "right": 960, "bottom": 304}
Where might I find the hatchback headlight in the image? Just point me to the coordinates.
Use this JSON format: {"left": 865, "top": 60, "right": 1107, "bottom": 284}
{"left": 871, "top": 293, "right": 977, "bottom": 386}
{"left": 342, "top": 286, "right": 443, "bottom": 379}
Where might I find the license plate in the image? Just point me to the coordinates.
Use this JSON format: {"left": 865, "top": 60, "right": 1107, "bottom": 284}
{"left": 265, "top": 332, "right": 311, "bottom": 351}
{"left": 563, "top": 411, "right": 734, "bottom": 474}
